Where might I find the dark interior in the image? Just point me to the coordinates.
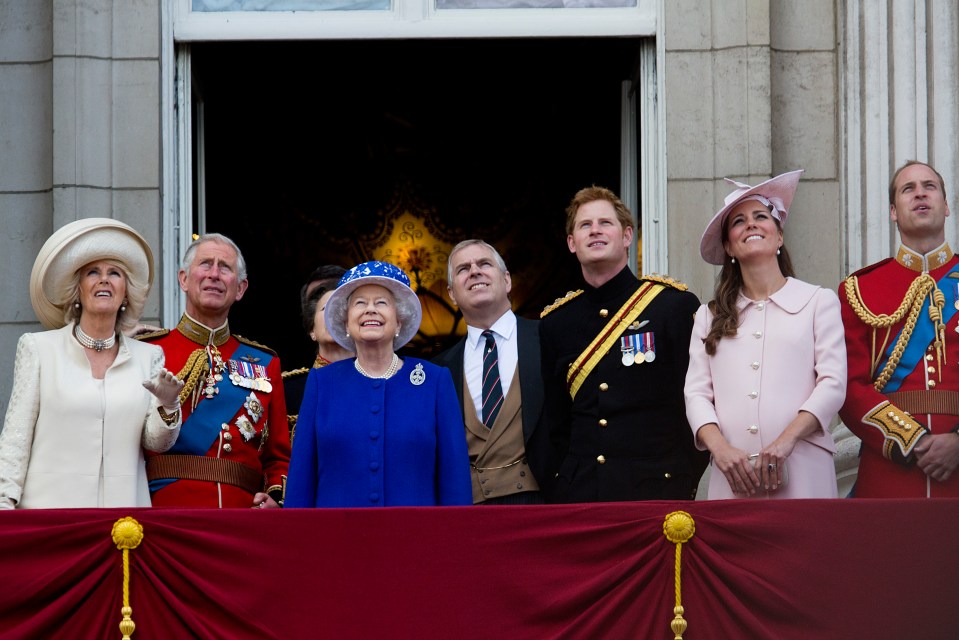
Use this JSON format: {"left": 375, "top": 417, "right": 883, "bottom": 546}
{"left": 190, "top": 37, "right": 643, "bottom": 369}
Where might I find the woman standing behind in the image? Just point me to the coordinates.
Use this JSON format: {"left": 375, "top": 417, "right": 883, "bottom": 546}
{"left": 0, "top": 218, "right": 183, "bottom": 508}
{"left": 286, "top": 261, "right": 471, "bottom": 507}
{"left": 282, "top": 265, "right": 353, "bottom": 438}
{"left": 685, "top": 171, "right": 846, "bottom": 499}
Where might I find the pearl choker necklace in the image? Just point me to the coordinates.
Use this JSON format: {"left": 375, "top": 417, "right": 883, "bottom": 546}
{"left": 74, "top": 325, "right": 117, "bottom": 352}
{"left": 354, "top": 353, "right": 400, "bottom": 379}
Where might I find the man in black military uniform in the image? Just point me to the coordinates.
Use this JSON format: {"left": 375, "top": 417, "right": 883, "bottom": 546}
{"left": 540, "top": 186, "right": 707, "bottom": 502}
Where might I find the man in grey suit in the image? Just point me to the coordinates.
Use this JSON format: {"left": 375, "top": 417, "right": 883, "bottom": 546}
{"left": 433, "top": 240, "right": 550, "bottom": 504}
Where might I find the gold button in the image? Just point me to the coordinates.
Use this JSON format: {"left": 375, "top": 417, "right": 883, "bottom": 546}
{"left": 905, "top": 424, "right": 912, "bottom": 430}
{"left": 929, "top": 380, "right": 937, "bottom": 388}
{"left": 599, "top": 383, "right": 609, "bottom": 391}
{"left": 928, "top": 366, "right": 936, "bottom": 373}
{"left": 600, "top": 309, "right": 609, "bottom": 318}
{"left": 597, "top": 455, "right": 606, "bottom": 464}
{"left": 664, "top": 472, "right": 672, "bottom": 479}
{"left": 223, "top": 433, "right": 233, "bottom": 441}
{"left": 748, "top": 425, "right": 758, "bottom": 434}
{"left": 221, "top": 423, "right": 229, "bottom": 431}
{"left": 926, "top": 354, "right": 934, "bottom": 361}
{"left": 223, "top": 443, "right": 232, "bottom": 453}
{"left": 599, "top": 419, "right": 608, "bottom": 427}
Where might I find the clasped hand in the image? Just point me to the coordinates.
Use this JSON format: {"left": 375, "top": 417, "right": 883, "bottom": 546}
{"left": 142, "top": 368, "right": 184, "bottom": 410}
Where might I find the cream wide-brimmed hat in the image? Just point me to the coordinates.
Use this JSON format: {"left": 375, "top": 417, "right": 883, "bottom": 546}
{"left": 29, "top": 218, "right": 154, "bottom": 329}
{"left": 700, "top": 169, "right": 804, "bottom": 265}
{"left": 325, "top": 261, "right": 423, "bottom": 351}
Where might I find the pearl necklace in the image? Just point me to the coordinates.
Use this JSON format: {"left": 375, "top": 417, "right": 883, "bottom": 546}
{"left": 74, "top": 325, "right": 117, "bottom": 352}
{"left": 354, "top": 353, "right": 400, "bottom": 379}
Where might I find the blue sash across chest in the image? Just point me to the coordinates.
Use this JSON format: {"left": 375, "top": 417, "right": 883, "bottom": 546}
{"left": 149, "top": 344, "right": 272, "bottom": 492}
{"left": 878, "top": 264, "right": 959, "bottom": 393}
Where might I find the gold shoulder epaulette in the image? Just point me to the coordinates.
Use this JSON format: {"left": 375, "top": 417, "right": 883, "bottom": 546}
{"left": 643, "top": 274, "right": 688, "bottom": 291}
{"left": 541, "top": 290, "right": 583, "bottom": 318}
{"left": 134, "top": 328, "right": 170, "bottom": 342}
{"left": 235, "top": 334, "right": 278, "bottom": 357}
{"left": 282, "top": 367, "right": 310, "bottom": 380}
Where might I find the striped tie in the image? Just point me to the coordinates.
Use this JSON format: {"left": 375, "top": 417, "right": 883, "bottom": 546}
{"left": 481, "top": 330, "right": 505, "bottom": 428}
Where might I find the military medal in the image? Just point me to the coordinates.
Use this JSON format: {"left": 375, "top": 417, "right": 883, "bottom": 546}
{"left": 244, "top": 392, "right": 264, "bottom": 424}
{"left": 236, "top": 415, "right": 256, "bottom": 441}
{"left": 640, "top": 331, "right": 656, "bottom": 363}
{"left": 620, "top": 335, "right": 636, "bottom": 367}
{"left": 202, "top": 346, "right": 226, "bottom": 398}
{"left": 228, "top": 360, "right": 273, "bottom": 393}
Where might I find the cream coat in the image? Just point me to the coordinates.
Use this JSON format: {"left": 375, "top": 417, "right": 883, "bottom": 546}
{"left": 0, "top": 324, "right": 180, "bottom": 508}
{"left": 685, "top": 278, "right": 846, "bottom": 499}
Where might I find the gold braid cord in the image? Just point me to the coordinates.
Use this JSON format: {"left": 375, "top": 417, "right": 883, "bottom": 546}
{"left": 111, "top": 517, "right": 144, "bottom": 640}
{"left": 843, "top": 274, "right": 946, "bottom": 392}
{"left": 663, "top": 511, "right": 695, "bottom": 640}
{"left": 175, "top": 349, "right": 210, "bottom": 406}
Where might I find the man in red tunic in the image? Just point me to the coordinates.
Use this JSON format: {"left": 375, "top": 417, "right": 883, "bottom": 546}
{"left": 839, "top": 161, "right": 959, "bottom": 497}
{"left": 140, "top": 234, "right": 290, "bottom": 508}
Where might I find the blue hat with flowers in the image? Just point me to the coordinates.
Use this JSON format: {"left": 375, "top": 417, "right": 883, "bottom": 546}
{"left": 325, "top": 261, "right": 423, "bottom": 351}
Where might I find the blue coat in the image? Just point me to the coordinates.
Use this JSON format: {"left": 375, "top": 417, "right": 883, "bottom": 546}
{"left": 285, "top": 357, "right": 471, "bottom": 507}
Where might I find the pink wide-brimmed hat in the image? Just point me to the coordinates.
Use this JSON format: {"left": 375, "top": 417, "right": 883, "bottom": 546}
{"left": 700, "top": 169, "right": 804, "bottom": 265}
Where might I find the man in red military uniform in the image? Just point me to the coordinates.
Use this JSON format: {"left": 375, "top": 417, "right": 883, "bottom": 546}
{"left": 140, "top": 233, "right": 290, "bottom": 508}
{"left": 839, "top": 161, "right": 959, "bottom": 497}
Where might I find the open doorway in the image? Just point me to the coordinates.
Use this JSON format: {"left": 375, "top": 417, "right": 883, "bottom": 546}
{"left": 190, "top": 37, "right": 644, "bottom": 370}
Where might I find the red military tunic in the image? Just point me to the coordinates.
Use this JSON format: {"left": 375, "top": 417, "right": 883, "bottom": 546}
{"left": 839, "top": 243, "right": 959, "bottom": 497}
{"left": 141, "top": 315, "right": 291, "bottom": 507}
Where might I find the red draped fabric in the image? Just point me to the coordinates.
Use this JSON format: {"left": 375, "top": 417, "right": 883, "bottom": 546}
{"left": 0, "top": 500, "right": 957, "bottom": 639}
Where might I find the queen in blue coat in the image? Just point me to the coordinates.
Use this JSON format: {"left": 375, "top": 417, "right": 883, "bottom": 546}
{"left": 285, "top": 261, "right": 471, "bottom": 507}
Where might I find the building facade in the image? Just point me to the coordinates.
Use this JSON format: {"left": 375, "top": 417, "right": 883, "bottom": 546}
{"left": 2, "top": 0, "right": 958, "bottom": 495}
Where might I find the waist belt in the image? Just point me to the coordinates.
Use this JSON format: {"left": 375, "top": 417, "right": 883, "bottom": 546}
{"left": 147, "top": 455, "right": 262, "bottom": 495}
{"left": 887, "top": 390, "right": 959, "bottom": 416}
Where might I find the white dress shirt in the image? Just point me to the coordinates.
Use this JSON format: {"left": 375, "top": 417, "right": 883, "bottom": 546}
{"left": 464, "top": 310, "right": 518, "bottom": 423}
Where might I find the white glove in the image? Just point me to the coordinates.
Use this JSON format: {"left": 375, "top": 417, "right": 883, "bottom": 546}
{"left": 143, "top": 367, "right": 184, "bottom": 411}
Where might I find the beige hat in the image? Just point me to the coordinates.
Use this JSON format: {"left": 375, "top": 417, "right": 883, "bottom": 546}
{"left": 30, "top": 218, "right": 154, "bottom": 329}
{"left": 700, "top": 169, "right": 804, "bottom": 265}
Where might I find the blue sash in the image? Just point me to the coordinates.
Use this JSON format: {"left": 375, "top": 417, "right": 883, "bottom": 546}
{"left": 150, "top": 343, "right": 273, "bottom": 491}
{"left": 878, "top": 265, "right": 959, "bottom": 393}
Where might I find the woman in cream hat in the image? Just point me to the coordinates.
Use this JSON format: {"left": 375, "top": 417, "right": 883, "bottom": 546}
{"left": 684, "top": 171, "right": 847, "bottom": 499}
{"left": 0, "top": 218, "right": 184, "bottom": 508}
{"left": 285, "top": 260, "right": 471, "bottom": 507}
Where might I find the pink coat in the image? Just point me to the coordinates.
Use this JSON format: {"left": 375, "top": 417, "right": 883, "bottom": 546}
{"left": 685, "top": 278, "right": 846, "bottom": 499}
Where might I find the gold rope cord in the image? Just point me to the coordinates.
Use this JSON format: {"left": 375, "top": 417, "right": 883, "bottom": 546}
{"left": 176, "top": 349, "right": 210, "bottom": 406}
{"left": 663, "top": 511, "right": 695, "bottom": 640}
{"left": 844, "top": 274, "right": 945, "bottom": 392}
{"left": 111, "top": 517, "right": 144, "bottom": 639}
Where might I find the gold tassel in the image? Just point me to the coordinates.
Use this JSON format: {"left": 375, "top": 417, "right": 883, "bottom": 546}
{"left": 663, "top": 511, "right": 696, "bottom": 640}
{"left": 111, "top": 517, "right": 144, "bottom": 640}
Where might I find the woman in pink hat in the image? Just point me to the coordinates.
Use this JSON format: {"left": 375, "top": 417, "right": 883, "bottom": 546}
{"left": 0, "top": 218, "right": 183, "bottom": 508}
{"left": 684, "top": 171, "right": 847, "bottom": 499}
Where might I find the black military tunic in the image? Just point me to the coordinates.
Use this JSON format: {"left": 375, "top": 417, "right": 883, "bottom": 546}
{"left": 540, "top": 266, "right": 707, "bottom": 502}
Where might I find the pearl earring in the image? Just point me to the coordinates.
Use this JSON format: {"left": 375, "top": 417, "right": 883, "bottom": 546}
{"left": 309, "top": 332, "right": 316, "bottom": 341}
{"left": 730, "top": 257, "right": 736, "bottom": 264}
{"left": 74, "top": 301, "right": 81, "bottom": 310}
{"left": 777, "top": 248, "right": 781, "bottom": 256}
{"left": 120, "top": 300, "right": 128, "bottom": 312}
